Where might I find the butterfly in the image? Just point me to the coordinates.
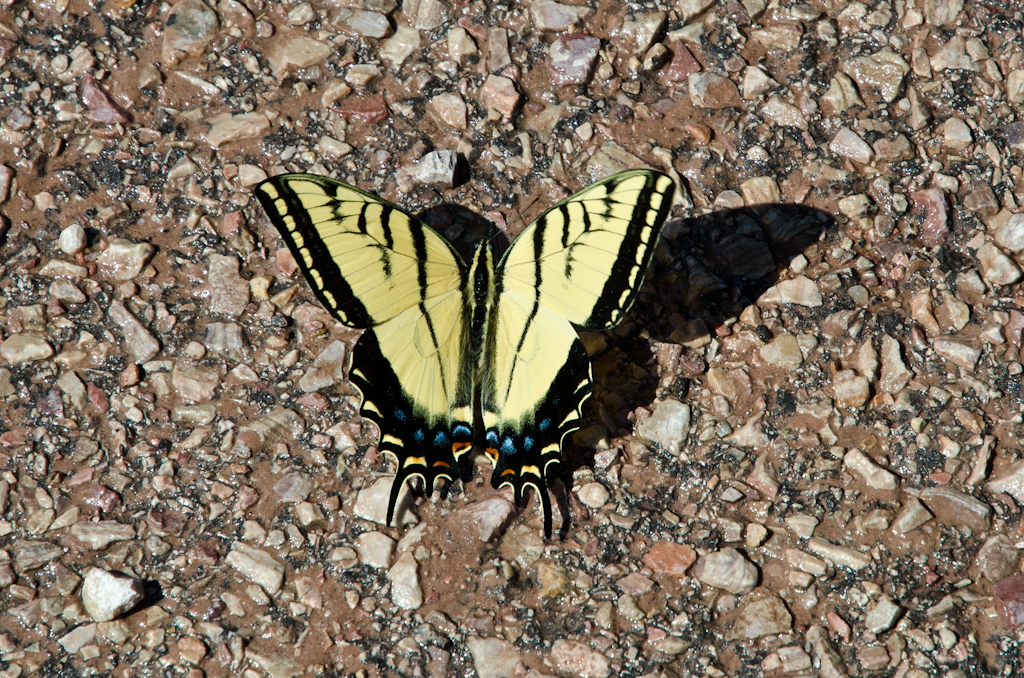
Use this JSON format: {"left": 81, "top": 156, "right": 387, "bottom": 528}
{"left": 255, "top": 170, "right": 674, "bottom": 537}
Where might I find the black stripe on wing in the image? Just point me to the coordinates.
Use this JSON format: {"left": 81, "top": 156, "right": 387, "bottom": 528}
{"left": 487, "top": 337, "right": 592, "bottom": 538}
{"left": 255, "top": 176, "right": 375, "bottom": 328}
{"left": 584, "top": 173, "right": 673, "bottom": 328}
{"left": 349, "top": 329, "right": 473, "bottom": 527}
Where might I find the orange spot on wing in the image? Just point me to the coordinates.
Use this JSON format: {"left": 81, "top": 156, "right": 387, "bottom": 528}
{"left": 501, "top": 469, "right": 516, "bottom": 477}
{"left": 452, "top": 442, "right": 471, "bottom": 454}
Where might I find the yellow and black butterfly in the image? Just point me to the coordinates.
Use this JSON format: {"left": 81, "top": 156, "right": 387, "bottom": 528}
{"left": 255, "top": 170, "right": 674, "bottom": 537}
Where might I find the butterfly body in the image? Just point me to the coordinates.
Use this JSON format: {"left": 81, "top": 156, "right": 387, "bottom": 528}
{"left": 255, "top": 170, "right": 674, "bottom": 537}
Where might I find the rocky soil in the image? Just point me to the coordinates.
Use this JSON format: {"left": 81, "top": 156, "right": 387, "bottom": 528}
{"left": 1, "top": 0, "right": 1024, "bottom": 676}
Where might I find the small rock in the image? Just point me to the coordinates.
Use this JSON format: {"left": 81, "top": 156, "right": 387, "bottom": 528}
{"left": 12, "top": 540, "right": 64, "bottom": 572}
{"left": 995, "top": 213, "right": 1024, "bottom": 252}
{"left": 618, "top": 11, "right": 666, "bottom": 56}
{"left": 403, "top": 0, "right": 451, "bottom": 30}
{"left": 977, "top": 242, "right": 1022, "bottom": 286}
{"left": 785, "top": 514, "right": 819, "bottom": 539}
{"left": 381, "top": 23, "right": 421, "bottom": 67}
{"left": 82, "top": 568, "right": 144, "bottom": 622}
{"left": 988, "top": 460, "right": 1024, "bottom": 504}
{"left": 616, "top": 572, "right": 654, "bottom": 596}
{"left": 833, "top": 370, "right": 869, "bottom": 407}
{"left": 923, "top": 0, "right": 964, "bottom": 26}
{"left": 273, "top": 472, "right": 312, "bottom": 503}
{"left": 248, "top": 652, "right": 304, "bottom": 678}
{"left": 964, "top": 185, "right": 999, "bottom": 216}
{"left": 820, "top": 73, "right": 864, "bottom": 115}
{"left": 226, "top": 542, "right": 285, "bottom": 594}
{"left": 355, "top": 531, "right": 395, "bottom": 569}
{"left": 387, "top": 551, "right": 423, "bottom": 609}
{"left": 879, "top": 335, "right": 912, "bottom": 393}
{"left": 729, "top": 589, "right": 793, "bottom": 639}
{"left": 688, "top": 72, "right": 742, "bottom": 108}
{"left": 891, "top": 497, "right": 933, "bottom": 534}
{"left": 841, "top": 46, "right": 909, "bottom": 103}
{"left": 480, "top": 75, "right": 519, "bottom": 118}
{"left": 446, "top": 26, "right": 477, "bottom": 67}
{"left": 576, "top": 482, "right": 609, "bottom": 509}
{"left": 932, "top": 337, "right": 981, "bottom": 370}
{"left": 864, "top": 597, "right": 902, "bottom": 633}
{"left": 758, "top": 276, "right": 822, "bottom": 306}
{"left": 547, "top": 640, "right": 611, "bottom": 678}
{"left": 353, "top": 477, "right": 417, "bottom": 525}
{"left": 919, "top": 486, "right": 991, "bottom": 531}
{"left": 548, "top": 34, "right": 601, "bottom": 86}
{"left": 203, "top": 322, "right": 250, "bottom": 363}
{"left": 428, "top": 93, "right": 467, "bottom": 130}
{"left": 70, "top": 521, "right": 135, "bottom": 550}
{"left": 413, "top": 150, "right": 458, "bottom": 188}
{"left": 172, "top": 362, "right": 220, "bottom": 402}
{"left": 205, "top": 112, "right": 271, "bottom": 148}
{"left": 994, "top": 574, "right": 1024, "bottom": 629}
{"left": 536, "top": 560, "right": 571, "bottom": 598}
{"left": 977, "top": 534, "right": 1020, "bottom": 583}
{"left": 162, "top": 0, "right": 220, "bottom": 65}
{"left": 943, "top": 117, "right": 973, "bottom": 150}
{"left": 666, "top": 42, "right": 703, "bottom": 83}
{"left": 98, "top": 239, "right": 154, "bottom": 281}
{"left": 81, "top": 73, "right": 130, "bottom": 124}
{"left": 59, "top": 224, "right": 87, "bottom": 254}
{"left": 456, "top": 496, "right": 516, "bottom": 541}
{"left": 636, "top": 399, "right": 690, "bottom": 453}
{"left": 0, "top": 334, "right": 54, "bottom": 364}
{"left": 643, "top": 541, "right": 697, "bottom": 576}
{"left": 268, "top": 35, "right": 332, "bottom": 77}
{"left": 467, "top": 637, "right": 522, "bottom": 678}
{"left": 911, "top": 189, "right": 949, "bottom": 246}
{"left": 59, "top": 623, "right": 97, "bottom": 654}
{"left": 806, "top": 537, "right": 871, "bottom": 570}
{"left": 761, "top": 333, "right": 803, "bottom": 369}
{"left": 844, "top": 449, "right": 899, "bottom": 490}
{"left": 696, "top": 548, "right": 758, "bottom": 594}
{"left": 830, "top": 127, "right": 874, "bottom": 164}
{"left": 532, "top": 1, "right": 592, "bottom": 31}
{"left": 333, "top": 9, "right": 390, "bottom": 38}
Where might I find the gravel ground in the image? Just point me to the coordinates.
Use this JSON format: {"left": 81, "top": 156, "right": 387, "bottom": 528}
{"left": 2, "top": 0, "right": 1024, "bottom": 676}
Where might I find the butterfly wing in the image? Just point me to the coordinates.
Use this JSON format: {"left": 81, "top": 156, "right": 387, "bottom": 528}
{"left": 255, "top": 174, "right": 474, "bottom": 525}
{"left": 486, "top": 170, "right": 675, "bottom": 535}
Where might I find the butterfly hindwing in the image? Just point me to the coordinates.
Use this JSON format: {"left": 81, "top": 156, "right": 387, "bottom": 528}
{"left": 482, "top": 289, "right": 592, "bottom": 537}
{"left": 487, "top": 170, "right": 674, "bottom": 535}
{"left": 255, "top": 175, "right": 474, "bottom": 524}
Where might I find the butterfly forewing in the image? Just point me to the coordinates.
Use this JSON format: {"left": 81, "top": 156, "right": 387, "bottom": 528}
{"left": 255, "top": 175, "right": 465, "bottom": 328}
{"left": 500, "top": 170, "right": 675, "bottom": 329}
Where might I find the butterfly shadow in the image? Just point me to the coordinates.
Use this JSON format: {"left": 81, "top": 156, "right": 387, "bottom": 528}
{"left": 562, "top": 201, "right": 838, "bottom": 528}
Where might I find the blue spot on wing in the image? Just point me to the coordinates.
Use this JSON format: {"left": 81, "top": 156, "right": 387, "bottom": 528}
{"left": 454, "top": 424, "right": 472, "bottom": 438}
{"left": 524, "top": 436, "right": 534, "bottom": 451}
{"left": 433, "top": 431, "right": 448, "bottom": 447}
{"left": 486, "top": 431, "right": 498, "bottom": 446}
{"left": 413, "top": 429, "right": 425, "bottom": 443}
{"left": 501, "top": 436, "right": 516, "bottom": 455}
{"left": 394, "top": 409, "right": 408, "bottom": 422}
{"left": 539, "top": 418, "right": 551, "bottom": 432}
